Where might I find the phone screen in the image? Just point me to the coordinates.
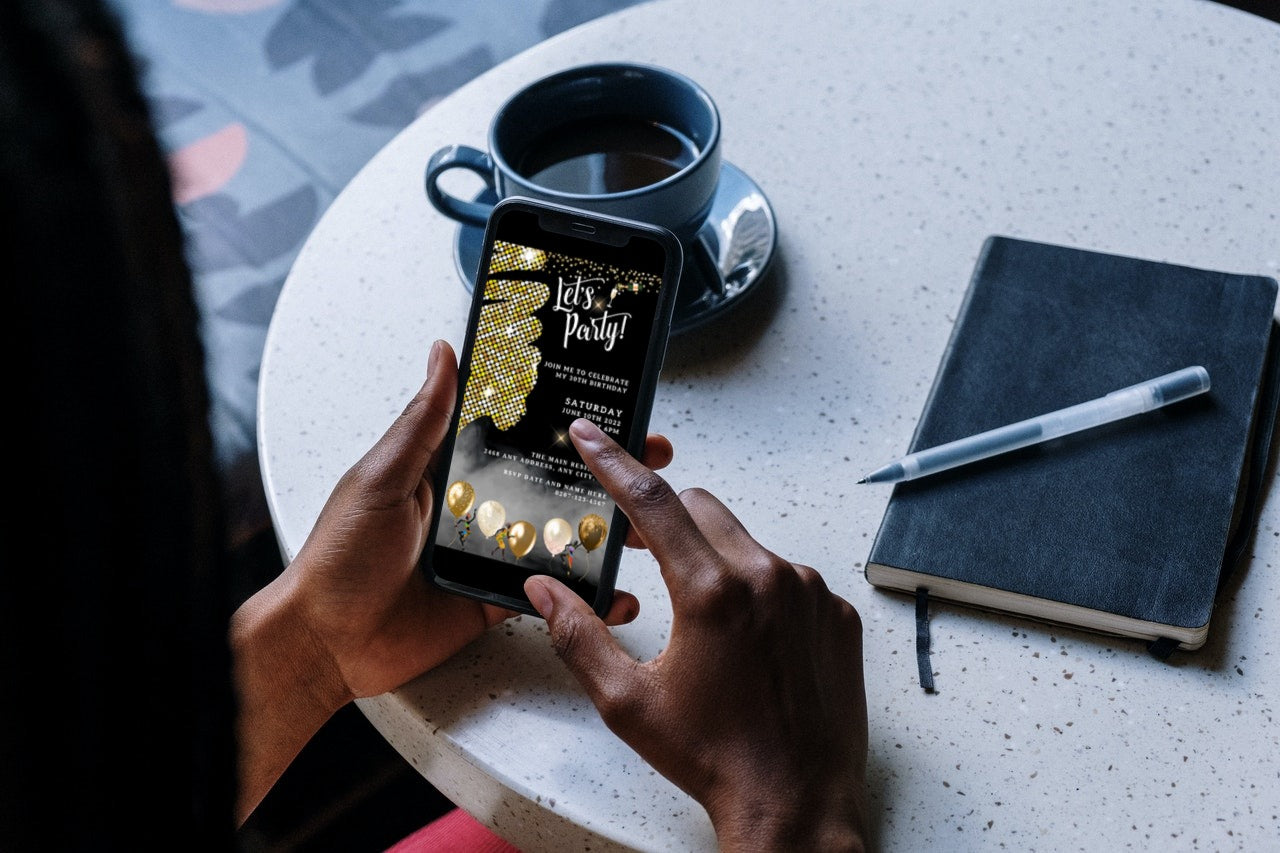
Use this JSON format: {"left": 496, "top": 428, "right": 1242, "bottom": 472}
{"left": 429, "top": 202, "right": 679, "bottom": 614}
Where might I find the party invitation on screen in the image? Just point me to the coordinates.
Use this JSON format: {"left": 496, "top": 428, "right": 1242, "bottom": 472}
{"left": 436, "top": 238, "right": 666, "bottom": 589}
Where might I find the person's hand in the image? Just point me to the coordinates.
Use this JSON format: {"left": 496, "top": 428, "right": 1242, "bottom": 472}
{"left": 232, "top": 342, "right": 671, "bottom": 822}
{"left": 276, "top": 340, "right": 671, "bottom": 700}
{"left": 525, "top": 419, "right": 868, "bottom": 852}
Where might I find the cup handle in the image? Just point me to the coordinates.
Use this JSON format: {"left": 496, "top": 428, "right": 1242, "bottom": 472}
{"left": 424, "top": 145, "right": 497, "bottom": 227}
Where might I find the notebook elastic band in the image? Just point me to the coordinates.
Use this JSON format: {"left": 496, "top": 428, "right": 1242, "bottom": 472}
{"left": 1147, "top": 636, "right": 1178, "bottom": 661}
{"left": 915, "top": 587, "right": 936, "bottom": 692}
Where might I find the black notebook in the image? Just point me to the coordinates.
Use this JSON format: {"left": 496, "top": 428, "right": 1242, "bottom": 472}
{"left": 864, "top": 236, "right": 1280, "bottom": 652}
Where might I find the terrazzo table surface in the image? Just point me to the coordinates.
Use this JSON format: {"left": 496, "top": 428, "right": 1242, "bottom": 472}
{"left": 258, "top": 0, "right": 1280, "bottom": 849}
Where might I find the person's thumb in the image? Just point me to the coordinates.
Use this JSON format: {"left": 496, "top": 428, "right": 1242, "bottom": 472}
{"left": 525, "top": 575, "right": 633, "bottom": 703}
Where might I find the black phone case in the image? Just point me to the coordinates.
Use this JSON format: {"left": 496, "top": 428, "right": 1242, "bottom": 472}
{"left": 423, "top": 197, "right": 683, "bottom": 617}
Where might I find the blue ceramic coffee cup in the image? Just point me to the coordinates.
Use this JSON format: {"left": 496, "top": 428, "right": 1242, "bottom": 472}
{"left": 425, "top": 62, "right": 721, "bottom": 244}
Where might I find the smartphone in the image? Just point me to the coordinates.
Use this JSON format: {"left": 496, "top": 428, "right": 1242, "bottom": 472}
{"left": 424, "top": 197, "right": 683, "bottom": 616}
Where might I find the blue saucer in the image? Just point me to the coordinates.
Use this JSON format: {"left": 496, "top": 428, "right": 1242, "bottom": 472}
{"left": 450, "top": 161, "right": 777, "bottom": 335}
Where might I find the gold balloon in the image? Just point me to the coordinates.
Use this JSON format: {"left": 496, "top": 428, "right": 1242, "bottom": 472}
{"left": 476, "top": 500, "right": 506, "bottom": 538}
{"left": 507, "top": 521, "right": 536, "bottom": 559}
{"left": 578, "top": 513, "right": 607, "bottom": 551}
{"left": 445, "top": 481, "right": 475, "bottom": 518}
{"left": 543, "top": 517, "right": 573, "bottom": 556}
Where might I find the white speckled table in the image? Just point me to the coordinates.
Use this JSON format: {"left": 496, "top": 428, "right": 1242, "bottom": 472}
{"left": 258, "top": 1, "right": 1280, "bottom": 849}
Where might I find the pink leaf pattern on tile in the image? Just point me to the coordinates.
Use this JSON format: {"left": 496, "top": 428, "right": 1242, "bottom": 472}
{"left": 168, "top": 123, "right": 248, "bottom": 204}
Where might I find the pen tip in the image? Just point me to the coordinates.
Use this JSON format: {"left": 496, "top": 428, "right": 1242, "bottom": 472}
{"left": 856, "top": 477, "right": 868, "bottom": 484}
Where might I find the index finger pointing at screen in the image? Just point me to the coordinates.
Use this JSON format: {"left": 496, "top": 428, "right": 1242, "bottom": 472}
{"left": 568, "top": 418, "right": 716, "bottom": 592}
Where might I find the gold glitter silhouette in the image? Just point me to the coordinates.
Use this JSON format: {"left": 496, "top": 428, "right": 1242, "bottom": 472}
{"left": 458, "top": 242, "right": 550, "bottom": 432}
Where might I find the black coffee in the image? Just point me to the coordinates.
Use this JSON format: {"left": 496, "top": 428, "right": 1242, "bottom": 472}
{"left": 517, "top": 116, "right": 698, "bottom": 194}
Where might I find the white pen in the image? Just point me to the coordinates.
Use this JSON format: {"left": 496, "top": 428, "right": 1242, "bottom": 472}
{"left": 858, "top": 366, "right": 1211, "bottom": 485}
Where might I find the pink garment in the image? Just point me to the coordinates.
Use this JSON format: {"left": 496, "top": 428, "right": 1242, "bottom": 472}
{"left": 385, "top": 807, "right": 522, "bottom": 853}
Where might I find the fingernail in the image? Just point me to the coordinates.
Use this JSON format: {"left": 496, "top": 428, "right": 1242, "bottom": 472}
{"left": 525, "top": 577, "right": 554, "bottom": 618}
{"left": 426, "top": 340, "right": 444, "bottom": 376}
{"left": 569, "top": 418, "right": 605, "bottom": 445}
